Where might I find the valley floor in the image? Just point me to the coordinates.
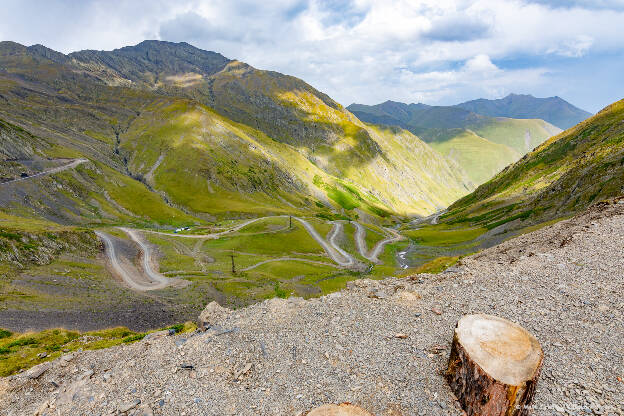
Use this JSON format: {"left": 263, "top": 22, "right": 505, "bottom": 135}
{"left": 1, "top": 199, "right": 623, "bottom": 415}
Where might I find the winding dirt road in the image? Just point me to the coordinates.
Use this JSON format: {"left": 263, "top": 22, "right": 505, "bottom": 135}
{"left": 293, "top": 218, "right": 356, "bottom": 267}
{"left": 147, "top": 215, "right": 359, "bottom": 268}
{"left": 96, "top": 229, "right": 188, "bottom": 291}
{"left": 143, "top": 216, "right": 289, "bottom": 239}
{"left": 352, "top": 222, "right": 404, "bottom": 264}
{"left": 0, "top": 158, "right": 88, "bottom": 186}
{"left": 99, "top": 216, "right": 399, "bottom": 290}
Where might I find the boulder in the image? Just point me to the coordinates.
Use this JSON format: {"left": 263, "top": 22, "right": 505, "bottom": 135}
{"left": 197, "top": 301, "right": 230, "bottom": 330}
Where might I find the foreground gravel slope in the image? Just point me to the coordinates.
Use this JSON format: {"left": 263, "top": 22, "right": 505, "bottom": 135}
{"left": 1, "top": 199, "right": 623, "bottom": 415}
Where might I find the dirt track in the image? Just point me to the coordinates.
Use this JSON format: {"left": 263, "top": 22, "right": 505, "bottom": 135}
{"left": 96, "top": 229, "right": 188, "bottom": 291}
{"left": 0, "top": 158, "right": 87, "bottom": 186}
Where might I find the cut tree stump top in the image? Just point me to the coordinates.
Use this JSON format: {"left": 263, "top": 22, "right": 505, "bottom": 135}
{"left": 455, "top": 314, "right": 543, "bottom": 386}
{"left": 306, "top": 403, "right": 374, "bottom": 416}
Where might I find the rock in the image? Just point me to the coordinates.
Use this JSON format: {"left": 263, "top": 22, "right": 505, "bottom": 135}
{"left": 37, "top": 352, "right": 47, "bottom": 359}
{"left": 234, "top": 362, "right": 253, "bottom": 380}
{"left": 428, "top": 344, "right": 447, "bottom": 354}
{"left": 197, "top": 301, "right": 230, "bottom": 330}
{"left": 143, "top": 330, "right": 169, "bottom": 342}
{"left": 132, "top": 404, "right": 154, "bottom": 416}
{"left": 368, "top": 290, "right": 387, "bottom": 299}
{"left": 34, "top": 400, "right": 49, "bottom": 416}
{"left": 119, "top": 399, "right": 141, "bottom": 413}
{"left": 431, "top": 306, "right": 442, "bottom": 315}
{"left": 26, "top": 363, "right": 49, "bottom": 379}
{"left": 394, "top": 333, "right": 408, "bottom": 339}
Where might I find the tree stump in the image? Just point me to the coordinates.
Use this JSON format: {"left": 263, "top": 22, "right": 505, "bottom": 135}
{"left": 446, "top": 314, "right": 543, "bottom": 416}
{"left": 306, "top": 403, "right": 373, "bottom": 416}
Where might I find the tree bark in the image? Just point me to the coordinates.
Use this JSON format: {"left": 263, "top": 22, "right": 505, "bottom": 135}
{"left": 446, "top": 314, "right": 543, "bottom": 416}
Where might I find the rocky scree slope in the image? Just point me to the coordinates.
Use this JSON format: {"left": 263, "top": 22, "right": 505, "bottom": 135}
{"left": 2, "top": 198, "right": 622, "bottom": 415}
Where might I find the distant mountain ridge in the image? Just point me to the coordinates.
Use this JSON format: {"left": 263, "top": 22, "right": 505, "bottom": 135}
{"left": 347, "top": 100, "right": 561, "bottom": 185}
{"left": 456, "top": 93, "right": 592, "bottom": 130}
{"left": 25, "top": 40, "right": 232, "bottom": 87}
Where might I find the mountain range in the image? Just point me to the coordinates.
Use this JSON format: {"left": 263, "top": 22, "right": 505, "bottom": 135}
{"left": 443, "top": 98, "right": 624, "bottom": 230}
{"left": 0, "top": 40, "right": 474, "bottom": 223}
{"left": 1, "top": 36, "right": 623, "bottom": 415}
{"left": 347, "top": 99, "right": 565, "bottom": 184}
{"left": 456, "top": 93, "right": 592, "bottom": 130}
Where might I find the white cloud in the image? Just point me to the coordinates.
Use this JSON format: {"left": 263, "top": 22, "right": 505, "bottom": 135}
{"left": 463, "top": 54, "right": 498, "bottom": 72}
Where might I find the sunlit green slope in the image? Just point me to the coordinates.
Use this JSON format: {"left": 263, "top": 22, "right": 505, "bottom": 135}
{"left": 443, "top": 99, "right": 624, "bottom": 229}
{"left": 120, "top": 98, "right": 472, "bottom": 218}
{"left": 0, "top": 41, "right": 473, "bottom": 220}
{"left": 348, "top": 101, "right": 562, "bottom": 185}
{"left": 429, "top": 130, "right": 520, "bottom": 185}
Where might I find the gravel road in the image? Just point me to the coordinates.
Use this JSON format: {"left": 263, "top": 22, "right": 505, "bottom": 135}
{"left": 96, "top": 229, "right": 188, "bottom": 291}
{"left": 294, "top": 218, "right": 356, "bottom": 267}
{"left": 7, "top": 200, "right": 622, "bottom": 415}
{"left": 352, "top": 222, "right": 404, "bottom": 264}
{"left": 0, "top": 158, "right": 87, "bottom": 186}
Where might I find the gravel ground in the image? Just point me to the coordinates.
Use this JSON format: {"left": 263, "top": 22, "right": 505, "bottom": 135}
{"left": 1, "top": 200, "right": 623, "bottom": 415}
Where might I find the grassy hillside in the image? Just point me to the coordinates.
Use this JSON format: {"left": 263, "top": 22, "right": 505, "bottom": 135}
{"left": 0, "top": 116, "right": 197, "bottom": 228}
{"left": 468, "top": 117, "right": 562, "bottom": 154}
{"left": 396, "top": 99, "right": 623, "bottom": 272}
{"left": 0, "top": 41, "right": 473, "bottom": 219}
{"left": 443, "top": 99, "right": 624, "bottom": 229}
{"left": 120, "top": 97, "right": 471, "bottom": 218}
{"left": 429, "top": 130, "right": 520, "bottom": 185}
{"left": 348, "top": 100, "right": 561, "bottom": 186}
{"left": 0, "top": 40, "right": 475, "bottom": 335}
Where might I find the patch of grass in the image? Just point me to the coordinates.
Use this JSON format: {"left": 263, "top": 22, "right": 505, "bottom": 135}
{"left": 403, "top": 226, "right": 486, "bottom": 247}
{"left": 429, "top": 129, "right": 520, "bottom": 185}
{"left": 0, "top": 322, "right": 198, "bottom": 377}
{"left": 122, "top": 334, "right": 146, "bottom": 343}
{"left": 274, "top": 283, "right": 288, "bottom": 299}
{"left": 411, "top": 256, "right": 459, "bottom": 274}
{"left": 0, "top": 230, "right": 22, "bottom": 241}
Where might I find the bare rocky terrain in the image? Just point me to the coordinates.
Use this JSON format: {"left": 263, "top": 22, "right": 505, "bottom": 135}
{"left": 1, "top": 199, "right": 623, "bottom": 415}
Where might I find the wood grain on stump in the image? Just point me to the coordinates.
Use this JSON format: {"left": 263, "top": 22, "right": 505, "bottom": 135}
{"left": 306, "top": 403, "right": 374, "bottom": 416}
{"left": 446, "top": 314, "right": 543, "bottom": 416}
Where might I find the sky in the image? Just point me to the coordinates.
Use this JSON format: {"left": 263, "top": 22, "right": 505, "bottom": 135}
{"left": 1, "top": 0, "right": 623, "bottom": 113}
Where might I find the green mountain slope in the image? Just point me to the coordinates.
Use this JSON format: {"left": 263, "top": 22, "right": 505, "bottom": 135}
{"left": 467, "top": 116, "right": 561, "bottom": 154}
{"left": 456, "top": 93, "right": 592, "bottom": 130}
{"left": 429, "top": 130, "right": 520, "bottom": 185}
{"left": 347, "top": 100, "right": 561, "bottom": 185}
{"left": 0, "top": 41, "right": 473, "bottom": 219}
{"left": 443, "top": 98, "right": 624, "bottom": 229}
